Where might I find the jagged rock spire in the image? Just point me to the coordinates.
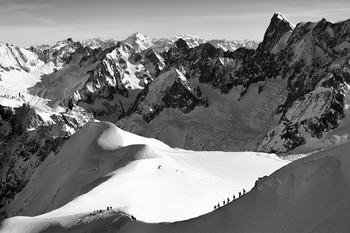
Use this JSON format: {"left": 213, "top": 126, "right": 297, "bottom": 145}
{"left": 257, "top": 12, "right": 295, "bottom": 53}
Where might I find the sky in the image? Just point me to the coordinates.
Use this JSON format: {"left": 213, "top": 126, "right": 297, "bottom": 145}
{"left": 0, "top": 0, "right": 350, "bottom": 46}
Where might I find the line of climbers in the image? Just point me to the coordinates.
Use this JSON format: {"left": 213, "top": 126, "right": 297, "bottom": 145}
{"left": 92, "top": 206, "right": 113, "bottom": 214}
{"left": 214, "top": 189, "right": 246, "bottom": 210}
{"left": 91, "top": 207, "right": 136, "bottom": 220}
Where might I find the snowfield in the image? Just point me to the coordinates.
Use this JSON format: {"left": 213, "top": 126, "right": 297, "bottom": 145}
{"left": 1, "top": 121, "right": 288, "bottom": 232}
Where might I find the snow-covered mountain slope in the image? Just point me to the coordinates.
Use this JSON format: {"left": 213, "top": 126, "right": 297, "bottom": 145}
{"left": 0, "top": 43, "right": 42, "bottom": 73}
{"left": 19, "top": 39, "right": 152, "bottom": 119}
{"left": 1, "top": 121, "right": 287, "bottom": 225}
{"left": 2, "top": 130, "right": 350, "bottom": 233}
{"left": 0, "top": 42, "right": 55, "bottom": 112}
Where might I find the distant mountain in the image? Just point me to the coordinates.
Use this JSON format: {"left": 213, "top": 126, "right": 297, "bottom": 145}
{"left": 150, "top": 34, "right": 259, "bottom": 52}
{"left": 76, "top": 33, "right": 260, "bottom": 52}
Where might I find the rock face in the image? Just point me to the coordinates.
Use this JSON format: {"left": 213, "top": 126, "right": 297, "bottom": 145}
{"left": 131, "top": 68, "right": 208, "bottom": 122}
{"left": 257, "top": 17, "right": 350, "bottom": 153}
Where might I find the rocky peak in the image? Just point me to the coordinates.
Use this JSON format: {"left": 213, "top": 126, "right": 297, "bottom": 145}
{"left": 257, "top": 12, "right": 295, "bottom": 54}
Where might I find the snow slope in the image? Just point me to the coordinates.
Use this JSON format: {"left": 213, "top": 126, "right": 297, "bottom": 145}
{"left": 0, "top": 42, "right": 59, "bottom": 117}
{"left": 2, "top": 141, "right": 350, "bottom": 233}
{"left": 114, "top": 142, "right": 350, "bottom": 233}
{"left": 1, "top": 121, "right": 287, "bottom": 229}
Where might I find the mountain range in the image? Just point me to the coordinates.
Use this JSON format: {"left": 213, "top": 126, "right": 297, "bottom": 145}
{"left": 1, "top": 12, "right": 350, "bottom": 233}
{"left": 79, "top": 33, "right": 259, "bottom": 52}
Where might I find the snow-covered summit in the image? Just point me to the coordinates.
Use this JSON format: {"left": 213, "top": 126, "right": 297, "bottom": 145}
{"left": 274, "top": 12, "right": 296, "bottom": 29}
{"left": 123, "top": 32, "right": 154, "bottom": 53}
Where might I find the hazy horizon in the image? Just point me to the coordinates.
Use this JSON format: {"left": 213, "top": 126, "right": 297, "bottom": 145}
{"left": 1, "top": 0, "right": 350, "bottom": 47}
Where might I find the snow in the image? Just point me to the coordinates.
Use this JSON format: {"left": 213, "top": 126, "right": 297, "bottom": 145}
{"left": 0, "top": 42, "right": 72, "bottom": 119}
{"left": 0, "top": 63, "right": 56, "bottom": 113}
{"left": 275, "top": 12, "right": 296, "bottom": 29}
{"left": 2, "top": 121, "right": 288, "bottom": 230}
